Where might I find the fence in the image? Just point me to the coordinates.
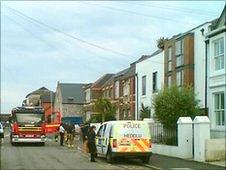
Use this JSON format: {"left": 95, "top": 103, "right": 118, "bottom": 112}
{"left": 149, "top": 123, "right": 178, "bottom": 146}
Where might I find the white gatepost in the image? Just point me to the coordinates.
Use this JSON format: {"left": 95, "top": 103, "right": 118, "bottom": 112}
{"left": 193, "top": 116, "right": 210, "bottom": 162}
{"left": 177, "top": 117, "right": 193, "bottom": 158}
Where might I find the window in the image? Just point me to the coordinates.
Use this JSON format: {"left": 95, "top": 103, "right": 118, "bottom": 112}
{"left": 142, "top": 75, "right": 146, "bottom": 95}
{"left": 152, "top": 72, "right": 157, "bottom": 92}
{"left": 85, "top": 89, "right": 91, "bottom": 103}
{"left": 114, "top": 81, "right": 119, "bottom": 98}
{"left": 168, "top": 75, "right": 172, "bottom": 87}
{"left": 214, "top": 92, "right": 225, "bottom": 126}
{"left": 168, "top": 47, "right": 172, "bottom": 71}
{"left": 213, "top": 38, "right": 224, "bottom": 70}
{"left": 176, "top": 70, "right": 184, "bottom": 86}
{"left": 123, "top": 80, "right": 130, "bottom": 96}
{"left": 175, "top": 39, "right": 184, "bottom": 67}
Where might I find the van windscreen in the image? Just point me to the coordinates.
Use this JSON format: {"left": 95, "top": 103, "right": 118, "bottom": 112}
{"left": 113, "top": 122, "right": 150, "bottom": 138}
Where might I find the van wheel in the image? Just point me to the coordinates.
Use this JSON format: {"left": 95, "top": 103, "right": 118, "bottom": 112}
{"left": 141, "top": 156, "right": 150, "bottom": 164}
{"left": 106, "top": 148, "right": 114, "bottom": 163}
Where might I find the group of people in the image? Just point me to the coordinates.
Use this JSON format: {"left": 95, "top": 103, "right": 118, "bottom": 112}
{"left": 58, "top": 122, "right": 97, "bottom": 162}
{"left": 58, "top": 122, "right": 79, "bottom": 148}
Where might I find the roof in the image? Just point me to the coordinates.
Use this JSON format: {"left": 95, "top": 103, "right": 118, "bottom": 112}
{"left": 83, "top": 83, "right": 93, "bottom": 90}
{"left": 136, "top": 49, "right": 163, "bottom": 64}
{"left": 121, "top": 64, "right": 135, "bottom": 79}
{"left": 91, "top": 74, "right": 114, "bottom": 88}
{"left": 210, "top": 5, "right": 226, "bottom": 30}
{"left": 113, "top": 64, "right": 135, "bottom": 81}
{"left": 113, "top": 67, "right": 130, "bottom": 79}
{"left": 26, "top": 86, "right": 50, "bottom": 98}
{"left": 167, "top": 20, "right": 214, "bottom": 41}
{"left": 40, "top": 91, "right": 55, "bottom": 103}
{"left": 58, "top": 83, "right": 87, "bottom": 104}
{"left": 102, "top": 74, "right": 115, "bottom": 87}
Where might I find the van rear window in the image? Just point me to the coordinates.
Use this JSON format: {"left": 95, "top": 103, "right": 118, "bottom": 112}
{"left": 113, "top": 122, "right": 150, "bottom": 138}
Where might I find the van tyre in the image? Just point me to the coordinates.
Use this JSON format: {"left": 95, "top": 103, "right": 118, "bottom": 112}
{"left": 141, "top": 156, "right": 150, "bottom": 164}
{"left": 106, "top": 147, "right": 114, "bottom": 163}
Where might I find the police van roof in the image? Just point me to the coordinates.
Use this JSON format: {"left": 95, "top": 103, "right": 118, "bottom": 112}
{"left": 102, "top": 120, "right": 147, "bottom": 125}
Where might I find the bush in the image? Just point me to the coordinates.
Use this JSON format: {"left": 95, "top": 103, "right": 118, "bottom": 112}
{"left": 140, "top": 103, "right": 151, "bottom": 120}
{"left": 153, "top": 85, "right": 200, "bottom": 129}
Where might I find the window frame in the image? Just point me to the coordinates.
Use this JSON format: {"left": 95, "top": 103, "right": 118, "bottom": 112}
{"left": 213, "top": 38, "right": 224, "bottom": 71}
{"left": 114, "top": 81, "right": 119, "bottom": 99}
{"left": 214, "top": 92, "right": 225, "bottom": 127}
{"left": 142, "top": 75, "right": 146, "bottom": 96}
{"left": 168, "top": 47, "right": 172, "bottom": 71}
{"left": 176, "top": 70, "right": 184, "bottom": 86}
{"left": 167, "top": 75, "right": 172, "bottom": 87}
{"left": 152, "top": 72, "right": 158, "bottom": 93}
{"left": 175, "top": 39, "right": 184, "bottom": 67}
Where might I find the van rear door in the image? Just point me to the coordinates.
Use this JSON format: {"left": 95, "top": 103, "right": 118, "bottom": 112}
{"left": 113, "top": 121, "right": 150, "bottom": 153}
{"left": 96, "top": 124, "right": 107, "bottom": 154}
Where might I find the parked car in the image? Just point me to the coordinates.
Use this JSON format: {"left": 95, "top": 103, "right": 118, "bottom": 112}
{"left": 0, "top": 122, "right": 4, "bottom": 138}
{"left": 95, "top": 120, "right": 152, "bottom": 163}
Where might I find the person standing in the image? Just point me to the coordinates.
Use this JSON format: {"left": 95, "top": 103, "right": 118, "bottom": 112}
{"left": 59, "top": 123, "right": 65, "bottom": 146}
{"left": 87, "top": 126, "right": 97, "bottom": 162}
{"left": 68, "top": 123, "right": 75, "bottom": 148}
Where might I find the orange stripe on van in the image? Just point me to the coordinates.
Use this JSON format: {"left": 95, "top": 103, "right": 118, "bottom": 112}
{"left": 131, "top": 139, "right": 145, "bottom": 152}
{"left": 141, "top": 139, "right": 149, "bottom": 148}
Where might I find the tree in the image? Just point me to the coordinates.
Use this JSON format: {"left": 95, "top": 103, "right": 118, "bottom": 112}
{"left": 140, "top": 103, "right": 151, "bottom": 120}
{"left": 153, "top": 85, "right": 200, "bottom": 129}
{"left": 94, "top": 98, "right": 116, "bottom": 122}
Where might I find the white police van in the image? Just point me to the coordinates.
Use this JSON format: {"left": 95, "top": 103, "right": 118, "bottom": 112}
{"left": 96, "top": 120, "right": 152, "bottom": 163}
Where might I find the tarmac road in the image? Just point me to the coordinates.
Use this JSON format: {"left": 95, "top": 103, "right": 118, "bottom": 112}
{"left": 0, "top": 129, "right": 152, "bottom": 170}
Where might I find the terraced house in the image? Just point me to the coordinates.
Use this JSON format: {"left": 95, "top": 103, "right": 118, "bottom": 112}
{"left": 83, "top": 74, "right": 114, "bottom": 121}
{"left": 205, "top": 5, "right": 225, "bottom": 138}
{"left": 114, "top": 64, "right": 136, "bottom": 120}
{"left": 135, "top": 49, "right": 164, "bottom": 120}
{"left": 164, "top": 21, "right": 212, "bottom": 113}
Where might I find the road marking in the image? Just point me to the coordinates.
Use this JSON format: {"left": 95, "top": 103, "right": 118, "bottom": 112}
{"left": 144, "top": 164, "right": 162, "bottom": 170}
{"left": 170, "top": 168, "right": 194, "bottom": 170}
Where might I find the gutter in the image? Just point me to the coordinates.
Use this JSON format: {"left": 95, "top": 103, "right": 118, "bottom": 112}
{"left": 204, "top": 39, "right": 209, "bottom": 113}
{"left": 135, "top": 73, "right": 138, "bottom": 120}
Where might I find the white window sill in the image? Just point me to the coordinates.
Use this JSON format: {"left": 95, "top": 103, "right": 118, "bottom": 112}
{"left": 141, "top": 95, "right": 147, "bottom": 98}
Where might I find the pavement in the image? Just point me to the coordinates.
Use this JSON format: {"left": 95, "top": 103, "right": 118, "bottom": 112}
{"left": 207, "top": 160, "right": 226, "bottom": 167}
{"left": 149, "top": 154, "right": 225, "bottom": 170}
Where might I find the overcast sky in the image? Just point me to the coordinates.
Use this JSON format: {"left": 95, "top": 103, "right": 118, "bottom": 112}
{"left": 1, "top": 1, "right": 225, "bottom": 114}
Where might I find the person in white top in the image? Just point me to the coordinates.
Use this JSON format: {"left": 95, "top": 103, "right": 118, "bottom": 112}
{"left": 59, "top": 123, "right": 65, "bottom": 146}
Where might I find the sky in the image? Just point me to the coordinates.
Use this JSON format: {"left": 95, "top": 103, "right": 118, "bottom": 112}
{"left": 1, "top": 1, "right": 225, "bottom": 114}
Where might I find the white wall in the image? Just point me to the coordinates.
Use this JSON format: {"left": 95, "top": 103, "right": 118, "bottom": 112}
{"left": 205, "top": 138, "right": 226, "bottom": 161}
{"left": 193, "top": 23, "right": 211, "bottom": 108}
{"left": 135, "top": 51, "right": 164, "bottom": 119}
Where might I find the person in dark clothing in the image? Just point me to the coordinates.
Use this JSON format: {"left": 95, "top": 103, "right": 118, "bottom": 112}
{"left": 59, "top": 123, "right": 65, "bottom": 146}
{"left": 87, "top": 126, "right": 97, "bottom": 162}
{"left": 67, "top": 123, "right": 75, "bottom": 148}
{"left": 64, "top": 122, "right": 70, "bottom": 144}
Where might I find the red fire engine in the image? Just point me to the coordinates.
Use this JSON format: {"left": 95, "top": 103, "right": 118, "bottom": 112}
{"left": 10, "top": 106, "right": 46, "bottom": 146}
